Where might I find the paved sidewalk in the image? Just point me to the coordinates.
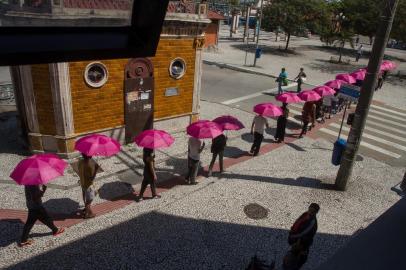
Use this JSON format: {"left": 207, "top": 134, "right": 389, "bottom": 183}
{"left": 204, "top": 25, "right": 406, "bottom": 110}
{"left": 1, "top": 100, "right": 404, "bottom": 269}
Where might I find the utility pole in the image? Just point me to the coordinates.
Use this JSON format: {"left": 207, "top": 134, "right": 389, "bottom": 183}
{"left": 253, "top": 0, "right": 264, "bottom": 67}
{"left": 335, "top": 0, "right": 399, "bottom": 191}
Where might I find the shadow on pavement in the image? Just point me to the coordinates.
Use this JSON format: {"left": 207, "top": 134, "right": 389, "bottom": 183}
{"left": 285, "top": 142, "right": 306, "bottom": 152}
{"left": 305, "top": 58, "right": 365, "bottom": 75}
{"left": 223, "top": 146, "right": 247, "bottom": 158}
{"left": 43, "top": 198, "right": 80, "bottom": 215}
{"left": 241, "top": 132, "right": 275, "bottom": 144}
{"left": 98, "top": 181, "right": 135, "bottom": 201}
{"left": 231, "top": 43, "right": 302, "bottom": 57}
{"left": 220, "top": 173, "right": 336, "bottom": 191}
{"left": 3, "top": 212, "right": 350, "bottom": 270}
{"left": 0, "top": 111, "right": 29, "bottom": 155}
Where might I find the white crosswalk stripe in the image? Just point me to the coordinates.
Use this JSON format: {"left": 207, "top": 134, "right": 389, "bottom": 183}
{"left": 328, "top": 123, "right": 406, "bottom": 152}
{"left": 370, "top": 104, "right": 406, "bottom": 117}
{"left": 319, "top": 128, "right": 401, "bottom": 159}
{"left": 368, "top": 109, "right": 406, "bottom": 122}
{"left": 367, "top": 114, "right": 406, "bottom": 129}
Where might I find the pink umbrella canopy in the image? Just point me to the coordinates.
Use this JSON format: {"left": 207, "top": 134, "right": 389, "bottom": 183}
{"left": 134, "top": 129, "right": 175, "bottom": 149}
{"left": 276, "top": 92, "right": 303, "bottom": 104}
{"left": 298, "top": 90, "right": 322, "bottom": 102}
{"left": 312, "top": 86, "right": 336, "bottom": 97}
{"left": 75, "top": 134, "right": 121, "bottom": 157}
{"left": 380, "top": 60, "right": 396, "bottom": 71}
{"left": 187, "top": 120, "right": 223, "bottom": 139}
{"left": 324, "top": 79, "right": 346, "bottom": 89}
{"left": 213, "top": 115, "right": 245, "bottom": 131}
{"left": 336, "top": 74, "right": 357, "bottom": 84}
{"left": 350, "top": 69, "right": 366, "bottom": 81}
{"left": 253, "top": 103, "right": 283, "bottom": 117}
{"left": 10, "top": 154, "right": 68, "bottom": 185}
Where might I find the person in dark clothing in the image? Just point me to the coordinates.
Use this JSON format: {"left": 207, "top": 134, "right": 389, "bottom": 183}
{"left": 282, "top": 241, "right": 308, "bottom": 270}
{"left": 250, "top": 114, "right": 269, "bottom": 156}
{"left": 299, "top": 102, "right": 316, "bottom": 138}
{"left": 20, "top": 185, "right": 65, "bottom": 247}
{"left": 208, "top": 134, "right": 227, "bottom": 177}
{"left": 287, "top": 203, "right": 320, "bottom": 267}
{"left": 294, "top": 68, "right": 307, "bottom": 93}
{"left": 138, "top": 148, "right": 160, "bottom": 201}
{"left": 275, "top": 103, "right": 289, "bottom": 143}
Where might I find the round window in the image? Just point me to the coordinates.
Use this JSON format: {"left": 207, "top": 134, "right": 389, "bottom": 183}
{"left": 84, "top": 62, "right": 108, "bottom": 88}
{"left": 169, "top": 58, "right": 186, "bottom": 79}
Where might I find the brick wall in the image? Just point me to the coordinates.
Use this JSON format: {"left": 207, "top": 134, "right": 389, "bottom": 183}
{"left": 152, "top": 38, "right": 196, "bottom": 119}
{"left": 205, "top": 22, "right": 219, "bottom": 47}
{"left": 69, "top": 38, "right": 197, "bottom": 134}
{"left": 31, "top": 65, "right": 56, "bottom": 135}
{"left": 69, "top": 59, "right": 127, "bottom": 134}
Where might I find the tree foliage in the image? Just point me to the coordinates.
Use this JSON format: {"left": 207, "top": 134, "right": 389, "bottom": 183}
{"left": 262, "top": 0, "right": 327, "bottom": 50}
{"left": 391, "top": 0, "right": 406, "bottom": 42}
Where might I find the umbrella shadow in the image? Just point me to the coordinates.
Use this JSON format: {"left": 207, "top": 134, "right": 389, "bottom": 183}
{"left": 43, "top": 198, "right": 80, "bottom": 216}
{"left": 219, "top": 172, "right": 336, "bottom": 190}
{"left": 223, "top": 146, "right": 247, "bottom": 158}
{"left": 98, "top": 181, "right": 136, "bottom": 201}
{"left": 241, "top": 132, "right": 276, "bottom": 144}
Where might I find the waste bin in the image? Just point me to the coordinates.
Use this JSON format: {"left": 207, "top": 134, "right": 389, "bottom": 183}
{"left": 255, "top": 48, "right": 262, "bottom": 59}
{"left": 332, "top": 138, "right": 347, "bottom": 166}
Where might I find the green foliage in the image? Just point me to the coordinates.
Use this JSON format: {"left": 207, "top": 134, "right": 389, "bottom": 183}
{"left": 391, "top": 0, "right": 406, "bottom": 42}
{"left": 262, "top": 0, "right": 327, "bottom": 50}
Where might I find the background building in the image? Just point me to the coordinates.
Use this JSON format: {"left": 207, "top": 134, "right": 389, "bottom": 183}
{"left": 9, "top": 0, "right": 211, "bottom": 158}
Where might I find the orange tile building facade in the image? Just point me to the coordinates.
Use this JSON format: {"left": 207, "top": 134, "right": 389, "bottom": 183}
{"left": 11, "top": 11, "right": 210, "bottom": 158}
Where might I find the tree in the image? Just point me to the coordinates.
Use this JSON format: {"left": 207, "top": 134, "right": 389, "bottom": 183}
{"left": 391, "top": 0, "right": 406, "bottom": 42}
{"left": 262, "top": 0, "right": 327, "bottom": 50}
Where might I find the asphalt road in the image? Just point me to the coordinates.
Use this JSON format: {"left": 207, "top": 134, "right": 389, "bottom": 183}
{"left": 201, "top": 64, "right": 406, "bottom": 167}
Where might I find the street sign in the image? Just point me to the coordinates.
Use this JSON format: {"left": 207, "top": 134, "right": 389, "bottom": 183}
{"left": 337, "top": 84, "right": 361, "bottom": 102}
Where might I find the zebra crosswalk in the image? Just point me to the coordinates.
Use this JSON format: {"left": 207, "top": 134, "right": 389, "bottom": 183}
{"left": 287, "top": 102, "right": 406, "bottom": 165}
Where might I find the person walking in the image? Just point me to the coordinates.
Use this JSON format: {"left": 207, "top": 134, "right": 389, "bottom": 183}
{"left": 208, "top": 134, "right": 227, "bottom": 177}
{"left": 250, "top": 114, "right": 269, "bottom": 156}
{"left": 275, "top": 103, "right": 289, "bottom": 143}
{"left": 277, "top": 68, "right": 288, "bottom": 95}
{"left": 186, "top": 137, "right": 205, "bottom": 184}
{"left": 287, "top": 203, "right": 320, "bottom": 268}
{"left": 294, "top": 68, "right": 307, "bottom": 93}
{"left": 20, "top": 185, "right": 65, "bottom": 247}
{"left": 299, "top": 101, "right": 316, "bottom": 138}
{"left": 355, "top": 45, "right": 363, "bottom": 62}
{"left": 78, "top": 154, "right": 99, "bottom": 218}
{"left": 282, "top": 241, "right": 308, "bottom": 270}
{"left": 138, "top": 148, "right": 160, "bottom": 200}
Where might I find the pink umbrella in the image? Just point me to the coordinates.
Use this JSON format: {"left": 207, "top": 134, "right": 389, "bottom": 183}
{"left": 298, "top": 90, "right": 322, "bottom": 102}
{"left": 75, "top": 134, "right": 121, "bottom": 157}
{"left": 187, "top": 120, "right": 223, "bottom": 139}
{"left": 324, "top": 79, "right": 346, "bottom": 89}
{"left": 10, "top": 154, "right": 68, "bottom": 185}
{"left": 253, "top": 103, "right": 283, "bottom": 117}
{"left": 381, "top": 60, "right": 396, "bottom": 70}
{"left": 350, "top": 70, "right": 366, "bottom": 81}
{"left": 213, "top": 115, "right": 245, "bottom": 131}
{"left": 276, "top": 92, "right": 303, "bottom": 104}
{"left": 134, "top": 129, "right": 175, "bottom": 149}
{"left": 312, "top": 86, "right": 336, "bottom": 97}
{"left": 336, "top": 74, "right": 357, "bottom": 84}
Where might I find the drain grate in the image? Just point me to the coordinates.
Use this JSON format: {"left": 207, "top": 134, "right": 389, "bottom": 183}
{"left": 244, "top": 203, "right": 269, "bottom": 220}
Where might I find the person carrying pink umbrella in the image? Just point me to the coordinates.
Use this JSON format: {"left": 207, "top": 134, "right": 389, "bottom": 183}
{"left": 250, "top": 103, "right": 279, "bottom": 156}
{"left": 134, "top": 129, "right": 175, "bottom": 200}
{"left": 186, "top": 121, "right": 222, "bottom": 184}
{"left": 297, "top": 91, "right": 321, "bottom": 138}
{"left": 275, "top": 93, "right": 302, "bottom": 143}
{"left": 75, "top": 134, "right": 121, "bottom": 218}
{"left": 10, "top": 154, "right": 67, "bottom": 247}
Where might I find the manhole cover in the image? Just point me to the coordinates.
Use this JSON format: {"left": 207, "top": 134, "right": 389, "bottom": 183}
{"left": 244, "top": 203, "right": 269, "bottom": 220}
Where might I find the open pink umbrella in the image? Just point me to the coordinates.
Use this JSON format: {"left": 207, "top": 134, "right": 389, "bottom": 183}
{"left": 350, "top": 70, "right": 366, "bottom": 81}
{"left": 134, "top": 129, "right": 175, "bottom": 149}
{"left": 325, "top": 79, "right": 346, "bottom": 89}
{"left": 298, "top": 90, "right": 322, "bottom": 102}
{"left": 313, "top": 86, "right": 335, "bottom": 97}
{"left": 381, "top": 60, "right": 396, "bottom": 71}
{"left": 187, "top": 120, "right": 223, "bottom": 139}
{"left": 276, "top": 92, "right": 303, "bottom": 104}
{"left": 336, "top": 74, "right": 356, "bottom": 84}
{"left": 253, "top": 103, "right": 283, "bottom": 117}
{"left": 75, "top": 134, "right": 121, "bottom": 157}
{"left": 213, "top": 115, "right": 245, "bottom": 131}
{"left": 10, "top": 154, "right": 68, "bottom": 185}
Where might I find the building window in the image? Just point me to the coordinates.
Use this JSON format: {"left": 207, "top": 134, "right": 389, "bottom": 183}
{"left": 169, "top": 58, "right": 186, "bottom": 80}
{"left": 84, "top": 62, "right": 108, "bottom": 88}
{"left": 53, "top": 0, "right": 60, "bottom": 5}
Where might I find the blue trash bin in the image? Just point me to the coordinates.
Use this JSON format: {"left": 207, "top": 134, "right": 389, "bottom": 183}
{"left": 332, "top": 138, "right": 347, "bottom": 166}
{"left": 255, "top": 48, "right": 262, "bottom": 59}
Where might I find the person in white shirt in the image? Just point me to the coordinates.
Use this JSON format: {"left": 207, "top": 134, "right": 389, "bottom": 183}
{"left": 355, "top": 45, "right": 363, "bottom": 62}
{"left": 249, "top": 114, "right": 269, "bottom": 156}
{"left": 186, "top": 137, "right": 205, "bottom": 184}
